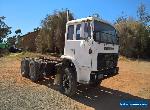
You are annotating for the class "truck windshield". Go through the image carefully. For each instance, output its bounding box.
[94,20,118,44]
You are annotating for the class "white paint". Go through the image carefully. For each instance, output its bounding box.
[61,17,119,84]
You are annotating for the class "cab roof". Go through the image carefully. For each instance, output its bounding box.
[67,17,114,27]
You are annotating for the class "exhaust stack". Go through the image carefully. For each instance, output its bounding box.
[67,10,69,22]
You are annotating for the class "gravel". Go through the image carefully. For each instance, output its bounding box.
[0,57,93,110]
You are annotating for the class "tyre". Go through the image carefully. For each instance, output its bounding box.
[59,64,77,96]
[21,58,30,77]
[29,60,43,82]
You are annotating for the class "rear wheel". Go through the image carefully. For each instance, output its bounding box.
[59,64,77,96]
[21,58,30,77]
[29,60,43,82]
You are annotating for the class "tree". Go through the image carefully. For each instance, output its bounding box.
[34,27,40,32]
[115,17,139,57]
[36,9,74,53]
[15,29,21,34]
[115,3,150,58]
[137,3,150,25]
[0,16,11,43]
[15,29,22,47]
[137,3,150,58]
[7,36,16,46]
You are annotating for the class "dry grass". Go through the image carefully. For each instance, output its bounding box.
[102,56,150,99]
[0,52,150,110]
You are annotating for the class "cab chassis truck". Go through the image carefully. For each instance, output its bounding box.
[21,17,119,96]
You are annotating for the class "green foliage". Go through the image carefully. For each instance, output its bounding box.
[0,16,11,42]
[115,3,150,58]
[36,9,74,53]
[14,29,22,47]
[0,43,9,49]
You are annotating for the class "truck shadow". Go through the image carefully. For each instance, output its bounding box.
[73,85,150,110]
[37,77,150,110]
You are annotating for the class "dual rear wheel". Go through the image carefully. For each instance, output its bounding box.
[29,60,43,82]
[21,58,30,77]
[21,58,43,82]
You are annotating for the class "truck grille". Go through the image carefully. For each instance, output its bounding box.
[97,53,118,70]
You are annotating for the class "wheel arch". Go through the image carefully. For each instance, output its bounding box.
[61,55,80,82]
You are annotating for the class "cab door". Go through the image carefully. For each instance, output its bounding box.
[64,22,92,68]
[73,22,92,68]
[64,25,75,57]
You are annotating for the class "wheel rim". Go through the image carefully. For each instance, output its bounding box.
[62,73,71,93]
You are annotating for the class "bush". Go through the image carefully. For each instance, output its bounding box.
[36,9,74,54]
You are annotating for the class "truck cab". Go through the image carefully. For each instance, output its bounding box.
[61,17,119,84]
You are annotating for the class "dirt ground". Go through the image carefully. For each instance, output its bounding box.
[0,53,150,110]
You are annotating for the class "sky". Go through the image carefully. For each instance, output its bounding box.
[0,0,150,37]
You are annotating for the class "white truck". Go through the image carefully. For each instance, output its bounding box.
[21,16,119,96]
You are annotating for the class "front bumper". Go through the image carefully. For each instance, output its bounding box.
[90,67,119,84]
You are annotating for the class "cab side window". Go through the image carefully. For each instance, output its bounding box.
[76,22,91,40]
[67,25,74,40]
[84,22,91,38]
[76,24,81,40]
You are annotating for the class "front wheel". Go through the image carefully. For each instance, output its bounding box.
[59,66,77,96]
